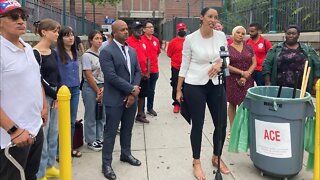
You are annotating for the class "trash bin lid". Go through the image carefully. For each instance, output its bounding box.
[246,86,311,103]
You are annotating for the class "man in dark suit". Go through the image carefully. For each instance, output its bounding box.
[99,20,142,180]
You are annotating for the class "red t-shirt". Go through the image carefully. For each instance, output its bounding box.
[127,35,148,75]
[246,36,272,71]
[167,37,185,70]
[141,35,161,73]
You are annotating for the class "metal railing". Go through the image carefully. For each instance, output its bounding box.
[221,0,320,33]
[19,0,98,35]
[162,17,200,41]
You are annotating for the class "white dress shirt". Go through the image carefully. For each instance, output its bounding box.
[179,29,229,85]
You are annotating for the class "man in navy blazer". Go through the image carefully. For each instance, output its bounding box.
[99,20,142,180]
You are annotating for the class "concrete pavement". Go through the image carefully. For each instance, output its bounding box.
[68,51,314,180]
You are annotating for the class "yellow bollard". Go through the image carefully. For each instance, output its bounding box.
[57,85,72,180]
[315,80,320,180]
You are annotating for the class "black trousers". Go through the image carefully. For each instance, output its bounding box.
[184,80,227,159]
[102,101,137,166]
[170,67,180,106]
[0,128,44,180]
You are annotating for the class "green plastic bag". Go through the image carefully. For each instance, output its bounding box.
[228,103,250,153]
[304,116,315,170]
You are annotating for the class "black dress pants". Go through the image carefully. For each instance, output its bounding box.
[184,80,227,159]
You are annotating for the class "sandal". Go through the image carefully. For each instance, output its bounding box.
[71,150,82,158]
[212,156,230,174]
[193,159,205,180]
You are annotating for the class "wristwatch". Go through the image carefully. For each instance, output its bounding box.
[7,124,19,135]
[131,87,135,93]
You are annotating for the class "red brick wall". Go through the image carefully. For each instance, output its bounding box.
[165,0,222,20]
[40,0,222,25]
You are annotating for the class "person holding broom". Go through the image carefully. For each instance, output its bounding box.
[262,25,320,95]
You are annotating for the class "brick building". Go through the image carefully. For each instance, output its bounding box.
[40,0,222,32]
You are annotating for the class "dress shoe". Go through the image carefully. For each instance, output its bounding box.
[212,156,230,174]
[136,116,150,123]
[147,109,157,116]
[120,155,141,166]
[102,165,117,180]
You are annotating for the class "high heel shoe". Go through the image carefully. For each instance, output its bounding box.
[212,156,230,174]
[193,159,205,180]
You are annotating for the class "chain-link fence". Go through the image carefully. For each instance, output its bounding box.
[221,0,320,33]
[20,0,97,35]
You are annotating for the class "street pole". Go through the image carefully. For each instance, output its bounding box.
[21,0,25,7]
[187,0,190,18]
[93,2,96,30]
[63,0,66,26]
[270,0,277,33]
[82,0,85,35]
[201,0,204,11]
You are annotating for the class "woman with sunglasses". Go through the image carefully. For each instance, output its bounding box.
[0,1,47,180]
[33,18,61,180]
[55,26,82,158]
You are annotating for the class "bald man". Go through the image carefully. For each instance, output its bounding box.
[99,20,142,180]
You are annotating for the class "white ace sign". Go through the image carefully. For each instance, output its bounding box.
[255,119,292,158]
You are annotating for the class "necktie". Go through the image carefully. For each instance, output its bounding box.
[121,45,131,80]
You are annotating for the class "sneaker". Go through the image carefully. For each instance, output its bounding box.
[37,177,47,180]
[173,105,180,113]
[147,109,157,116]
[135,116,150,123]
[87,141,103,152]
[46,166,59,178]
[96,139,103,146]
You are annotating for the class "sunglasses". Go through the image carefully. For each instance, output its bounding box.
[0,12,29,21]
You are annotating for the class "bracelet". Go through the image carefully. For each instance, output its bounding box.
[241,71,244,76]
[11,129,25,142]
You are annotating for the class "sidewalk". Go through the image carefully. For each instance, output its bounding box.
[70,51,314,180]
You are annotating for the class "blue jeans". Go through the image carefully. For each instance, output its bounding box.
[253,70,265,86]
[36,96,58,178]
[69,86,80,148]
[147,72,159,111]
[82,82,105,143]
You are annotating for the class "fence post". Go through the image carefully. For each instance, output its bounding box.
[315,80,320,180]
[57,85,72,180]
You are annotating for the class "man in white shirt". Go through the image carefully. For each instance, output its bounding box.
[0,1,47,179]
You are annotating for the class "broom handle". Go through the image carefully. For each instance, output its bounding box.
[300,67,311,98]
[300,61,309,97]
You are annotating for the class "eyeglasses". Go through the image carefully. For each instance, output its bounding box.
[0,12,29,21]
[145,26,154,29]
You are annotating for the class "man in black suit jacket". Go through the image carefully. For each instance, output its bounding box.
[99,20,142,180]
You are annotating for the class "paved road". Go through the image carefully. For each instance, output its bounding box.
[66,51,314,180]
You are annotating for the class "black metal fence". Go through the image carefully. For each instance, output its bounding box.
[19,0,98,35]
[221,0,320,33]
[162,17,200,41]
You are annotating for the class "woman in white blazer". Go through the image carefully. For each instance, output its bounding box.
[176,7,230,180]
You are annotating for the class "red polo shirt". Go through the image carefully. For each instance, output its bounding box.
[141,35,161,73]
[167,36,185,70]
[247,36,272,71]
[127,35,148,75]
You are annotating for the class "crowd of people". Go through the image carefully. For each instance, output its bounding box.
[0,0,319,180]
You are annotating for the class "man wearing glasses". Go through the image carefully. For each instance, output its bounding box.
[141,20,161,117]
[0,1,46,179]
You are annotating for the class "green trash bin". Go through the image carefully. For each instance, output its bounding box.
[243,86,314,178]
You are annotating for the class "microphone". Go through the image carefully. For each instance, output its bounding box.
[219,46,230,77]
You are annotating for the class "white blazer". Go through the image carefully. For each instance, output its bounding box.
[179,29,229,85]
